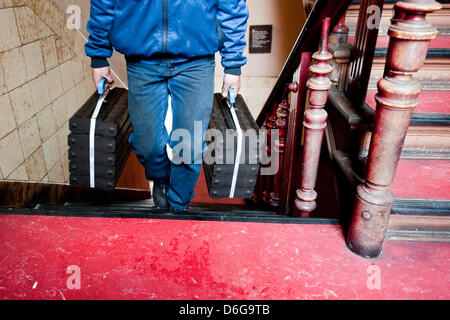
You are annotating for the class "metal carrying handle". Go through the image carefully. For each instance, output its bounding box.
[97,78,107,95]
[228,87,236,106]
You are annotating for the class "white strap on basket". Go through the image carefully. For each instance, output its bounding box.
[228,105,243,198]
[89,94,107,188]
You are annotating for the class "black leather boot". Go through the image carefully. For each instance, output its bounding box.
[152,181,169,209]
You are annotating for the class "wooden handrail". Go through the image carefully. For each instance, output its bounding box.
[346,0,442,258]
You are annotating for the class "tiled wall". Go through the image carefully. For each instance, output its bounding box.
[0,0,99,183]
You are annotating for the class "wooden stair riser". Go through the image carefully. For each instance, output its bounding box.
[360,126,450,160]
[368,57,450,89]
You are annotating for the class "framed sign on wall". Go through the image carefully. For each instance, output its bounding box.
[249,25,273,54]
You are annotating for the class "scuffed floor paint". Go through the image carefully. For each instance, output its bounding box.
[0,214,448,300]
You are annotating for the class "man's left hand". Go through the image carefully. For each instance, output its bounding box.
[222,73,241,98]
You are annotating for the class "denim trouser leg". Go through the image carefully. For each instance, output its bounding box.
[126,56,215,210]
[126,61,170,184]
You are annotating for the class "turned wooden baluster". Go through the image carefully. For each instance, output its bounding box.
[295,18,333,217]
[328,14,352,90]
[252,126,265,203]
[262,103,278,204]
[347,0,441,258]
[252,112,271,204]
[270,87,290,208]
[345,0,384,108]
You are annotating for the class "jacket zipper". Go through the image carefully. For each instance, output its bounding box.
[162,0,168,54]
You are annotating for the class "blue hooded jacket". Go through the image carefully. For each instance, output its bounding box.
[85,0,249,75]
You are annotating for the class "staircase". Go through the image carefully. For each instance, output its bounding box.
[0,0,447,260]
[341,0,450,242]
[250,0,450,257]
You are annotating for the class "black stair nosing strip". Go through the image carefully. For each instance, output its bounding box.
[392,198,450,216]
[37,202,290,218]
[39,202,276,217]
[410,113,450,126]
[368,81,450,91]
[385,230,450,242]
[374,48,450,59]
[0,206,341,225]
[400,149,450,160]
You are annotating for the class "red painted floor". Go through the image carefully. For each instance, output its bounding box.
[366,90,450,114]
[0,214,448,300]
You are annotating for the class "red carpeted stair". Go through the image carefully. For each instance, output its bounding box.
[0,213,448,300]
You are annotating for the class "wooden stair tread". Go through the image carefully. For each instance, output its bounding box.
[391,159,450,200]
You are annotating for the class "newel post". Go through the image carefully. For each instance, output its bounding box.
[347,0,442,258]
[295,18,333,217]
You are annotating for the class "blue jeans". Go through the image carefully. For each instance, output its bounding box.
[126,56,215,211]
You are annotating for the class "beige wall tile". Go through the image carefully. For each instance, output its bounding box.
[46,66,64,102]
[36,15,53,39]
[0,64,7,95]
[82,55,91,79]
[1,46,28,91]
[62,26,76,49]
[14,6,39,45]
[42,132,59,171]
[46,1,65,37]
[51,92,68,128]
[9,82,35,126]
[0,1,13,9]
[55,35,73,65]
[22,40,45,81]
[12,1,26,6]
[0,165,3,179]
[59,60,75,92]
[36,103,57,142]
[0,129,24,177]
[18,116,41,158]
[73,32,86,59]
[74,81,85,107]
[40,35,58,71]
[61,150,69,182]
[48,161,65,183]
[0,93,15,139]
[78,77,90,105]
[0,8,21,52]
[82,76,95,101]
[56,122,69,157]
[25,147,47,180]
[65,86,80,118]
[71,57,84,84]
[27,0,47,20]
[29,73,51,112]
[7,162,28,180]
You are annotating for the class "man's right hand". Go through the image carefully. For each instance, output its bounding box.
[92,66,114,89]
